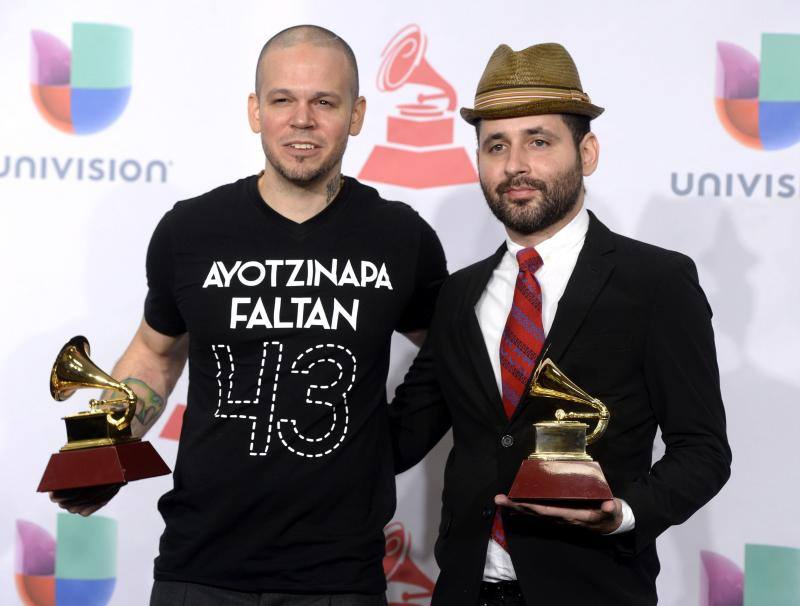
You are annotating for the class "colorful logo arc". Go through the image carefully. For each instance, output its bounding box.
[715,33,800,150]
[30,23,132,135]
[701,544,800,605]
[15,513,118,606]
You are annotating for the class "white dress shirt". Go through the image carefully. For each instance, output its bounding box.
[474,207,635,583]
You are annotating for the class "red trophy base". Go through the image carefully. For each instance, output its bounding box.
[37,440,171,492]
[508,459,613,506]
[358,145,477,189]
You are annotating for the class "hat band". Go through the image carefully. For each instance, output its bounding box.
[474,87,591,110]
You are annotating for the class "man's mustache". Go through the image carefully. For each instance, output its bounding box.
[496,177,548,195]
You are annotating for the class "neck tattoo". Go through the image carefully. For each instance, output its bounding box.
[325,174,343,204]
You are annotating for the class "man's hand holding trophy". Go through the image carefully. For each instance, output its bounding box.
[500,357,623,533]
[39,336,170,515]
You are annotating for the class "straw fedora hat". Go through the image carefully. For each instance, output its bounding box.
[460,42,604,124]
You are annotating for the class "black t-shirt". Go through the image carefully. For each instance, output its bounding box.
[144,175,446,594]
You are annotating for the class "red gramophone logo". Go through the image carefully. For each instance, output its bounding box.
[359,25,477,189]
[383,521,435,605]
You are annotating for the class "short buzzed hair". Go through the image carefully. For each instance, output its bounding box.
[254,24,360,100]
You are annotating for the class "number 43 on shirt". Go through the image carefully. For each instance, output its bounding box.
[210,341,356,459]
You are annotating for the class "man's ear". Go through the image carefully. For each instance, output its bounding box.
[349,96,367,136]
[580,132,599,177]
[247,93,261,134]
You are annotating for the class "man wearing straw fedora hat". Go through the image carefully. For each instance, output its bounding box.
[390,43,731,605]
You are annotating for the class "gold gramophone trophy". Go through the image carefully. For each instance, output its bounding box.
[508,358,613,504]
[37,336,170,493]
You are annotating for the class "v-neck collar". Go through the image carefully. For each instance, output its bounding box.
[246,174,352,240]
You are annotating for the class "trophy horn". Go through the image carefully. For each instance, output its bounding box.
[530,358,609,444]
[50,336,137,430]
[376,24,457,111]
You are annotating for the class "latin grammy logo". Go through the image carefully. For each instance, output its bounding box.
[383,521,435,605]
[359,24,477,189]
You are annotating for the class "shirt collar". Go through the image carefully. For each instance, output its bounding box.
[505,207,590,268]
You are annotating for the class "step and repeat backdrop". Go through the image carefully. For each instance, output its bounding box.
[2,1,799,604]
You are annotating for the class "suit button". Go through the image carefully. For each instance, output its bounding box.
[481,505,494,519]
[501,435,514,448]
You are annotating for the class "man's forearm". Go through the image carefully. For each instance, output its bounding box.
[101,369,173,439]
[122,377,167,438]
[101,319,188,439]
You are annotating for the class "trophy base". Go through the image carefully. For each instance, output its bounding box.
[37,440,171,492]
[508,459,613,505]
[358,145,477,189]
[60,435,138,451]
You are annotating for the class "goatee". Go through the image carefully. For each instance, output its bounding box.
[263,137,349,186]
[481,158,584,235]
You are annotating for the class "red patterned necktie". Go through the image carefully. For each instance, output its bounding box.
[492,247,545,551]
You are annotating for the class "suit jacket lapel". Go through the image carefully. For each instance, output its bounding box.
[510,211,616,423]
[460,244,509,426]
[544,211,616,363]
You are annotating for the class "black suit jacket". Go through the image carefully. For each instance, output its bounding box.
[390,213,731,605]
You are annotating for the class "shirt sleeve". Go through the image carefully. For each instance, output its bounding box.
[395,216,448,333]
[607,498,636,535]
[143,209,187,336]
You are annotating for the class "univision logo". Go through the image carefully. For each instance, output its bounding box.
[31,22,132,135]
[701,544,800,605]
[715,33,800,150]
[6,22,171,183]
[15,513,117,605]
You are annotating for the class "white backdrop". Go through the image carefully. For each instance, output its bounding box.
[2,1,800,604]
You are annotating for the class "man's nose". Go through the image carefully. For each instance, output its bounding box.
[504,144,531,177]
[290,102,314,128]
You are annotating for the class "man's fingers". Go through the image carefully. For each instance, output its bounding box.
[54,495,112,509]
[495,495,599,521]
[57,498,112,516]
[64,504,95,517]
[600,499,617,514]
[495,495,621,533]
[74,503,107,517]
[522,502,616,526]
[48,484,122,515]
[495,495,620,530]
[529,504,602,522]
[494,494,530,514]
[51,484,122,500]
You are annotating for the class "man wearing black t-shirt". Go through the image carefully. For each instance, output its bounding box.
[52,25,446,605]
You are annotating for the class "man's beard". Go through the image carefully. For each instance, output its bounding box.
[480,157,584,235]
[264,137,348,185]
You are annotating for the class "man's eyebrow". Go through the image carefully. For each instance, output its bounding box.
[483,131,507,142]
[265,88,343,100]
[482,126,559,143]
[312,90,343,100]
[524,127,558,137]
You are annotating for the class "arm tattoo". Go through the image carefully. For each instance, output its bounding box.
[122,378,165,430]
[325,174,342,203]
